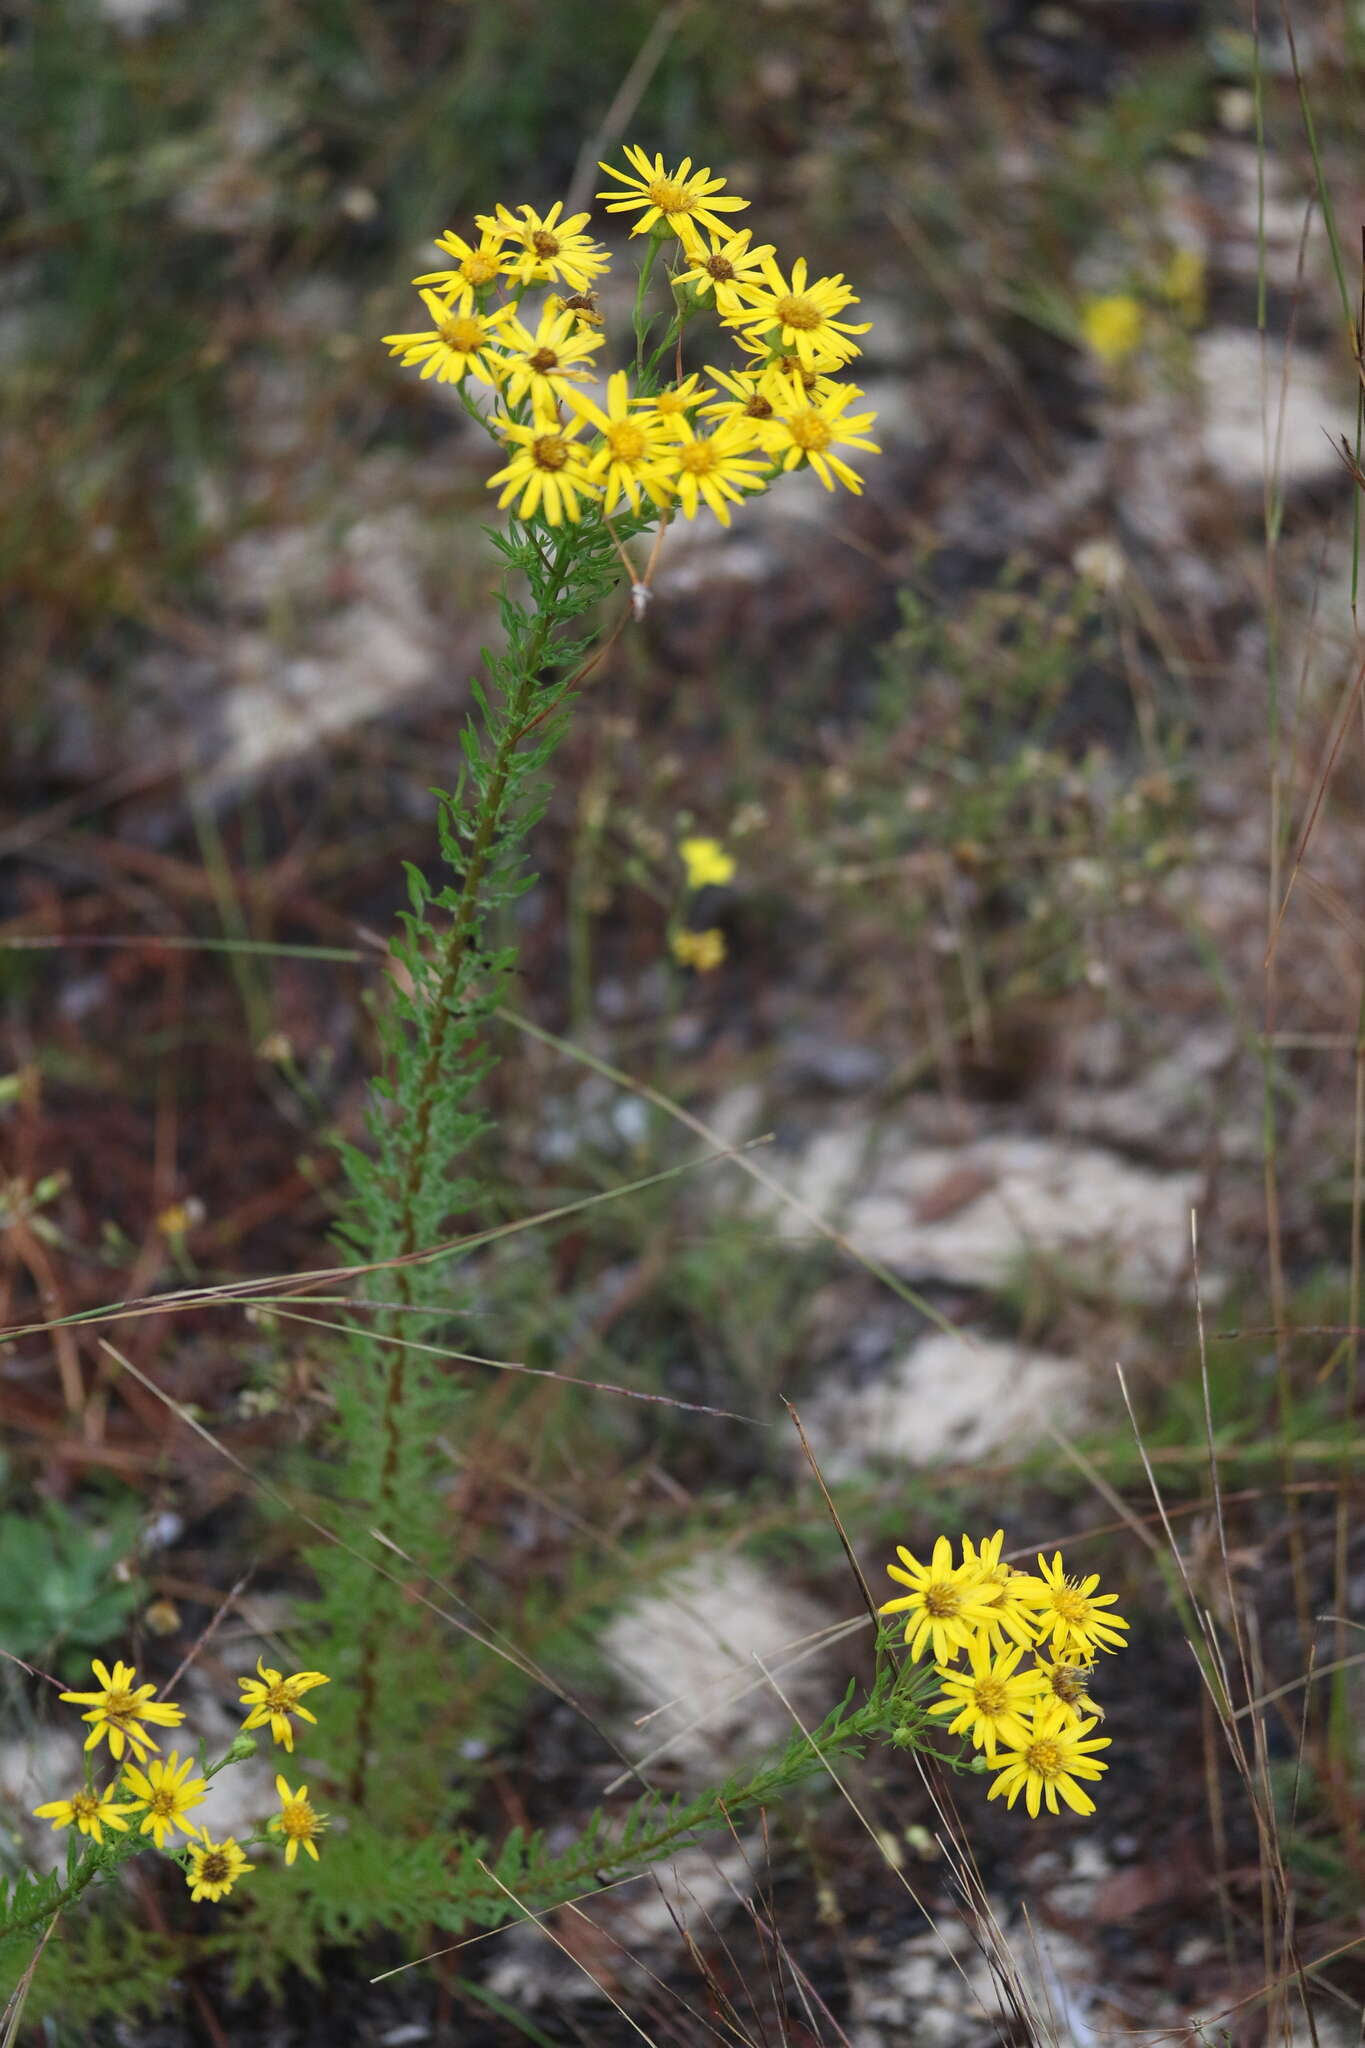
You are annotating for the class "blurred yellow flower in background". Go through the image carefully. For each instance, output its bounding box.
[679,837,736,889]
[1080,293,1143,365]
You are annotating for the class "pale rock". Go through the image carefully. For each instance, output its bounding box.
[1196,330,1346,491]
[600,1552,831,1771]
[765,1122,1202,1302]
[800,1332,1094,1476]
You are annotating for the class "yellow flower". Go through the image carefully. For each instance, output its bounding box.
[679,836,735,889]
[565,370,679,514]
[732,331,851,392]
[928,1635,1048,1758]
[986,1700,1111,1818]
[477,202,609,292]
[270,1774,327,1866]
[1035,1653,1103,1726]
[382,292,516,387]
[668,419,769,526]
[185,1832,255,1904]
[673,226,775,317]
[597,146,749,241]
[1080,293,1142,365]
[671,927,726,973]
[1016,1552,1130,1659]
[880,1535,1001,1663]
[959,1529,1037,1650]
[412,224,510,306]
[546,289,605,332]
[32,1784,138,1845]
[491,304,604,413]
[697,365,778,428]
[121,1750,208,1850]
[59,1658,184,1764]
[634,373,715,440]
[237,1658,330,1753]
[486,416,600,526]
[755,376,880,494]
[729,255,871,370]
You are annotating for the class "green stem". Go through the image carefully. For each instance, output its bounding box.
[349,530,576,1808]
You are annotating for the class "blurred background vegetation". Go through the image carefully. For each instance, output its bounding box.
[4,0,1365,2040]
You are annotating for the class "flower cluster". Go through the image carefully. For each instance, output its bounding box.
[669,833,735,973]
[31,1652,330,1905]
[882,1531,1126,1818]
[382,147,880,529]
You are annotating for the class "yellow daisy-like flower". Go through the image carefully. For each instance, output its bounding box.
[412,224,509,306]
[634,373,716,440]
[32,1784,139,1845]
[698,365,777,428]
[597,145,749,242]
[731,254,871,370]
[880,1535,1001,1664]
[491,304,605,413]
[755,376,881,494]
[237,1658,330,1754]
[679,836,735,889]
[1017,1552,1130,1659]
[121,1750,208,1850]
[732,332,852,392]
[1080,293,1142,366]
[486,415,599,526]
[564,370,678,514]
[59,1658,185,1764]
[927,1635,1047,1759]
[382,292,516,387]
[673,226,775,317]
[185,1832,255,1904]
[477,202,609,293]
[671,927,726,973]
[986,1700,1111,1818]
[1035,1653,1103,1726]
[959,1529,1038,1650]
[668,419,769,527]
[270,1774,327,1865]
[546,289,605,332]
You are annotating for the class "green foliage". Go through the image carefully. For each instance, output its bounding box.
[0,1495,140,1663]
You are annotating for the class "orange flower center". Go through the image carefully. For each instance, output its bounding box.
[775,293,822,333]
[923,1581,961,1618]
[678,442,719,476]
[438,315,486,353]
[531,435,569,473]
[972,1678,1007,1714]
[605,421,647,460]
[281,1800,317,1840]
[647,178,691,215]
[786,414,833,451]
[1026,1738,1063,1778]
[1050,1585,1091,1624]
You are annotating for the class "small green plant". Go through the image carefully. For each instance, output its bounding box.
[0,1497,140,1664]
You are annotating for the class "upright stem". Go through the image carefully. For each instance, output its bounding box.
[349,536,573,1807]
